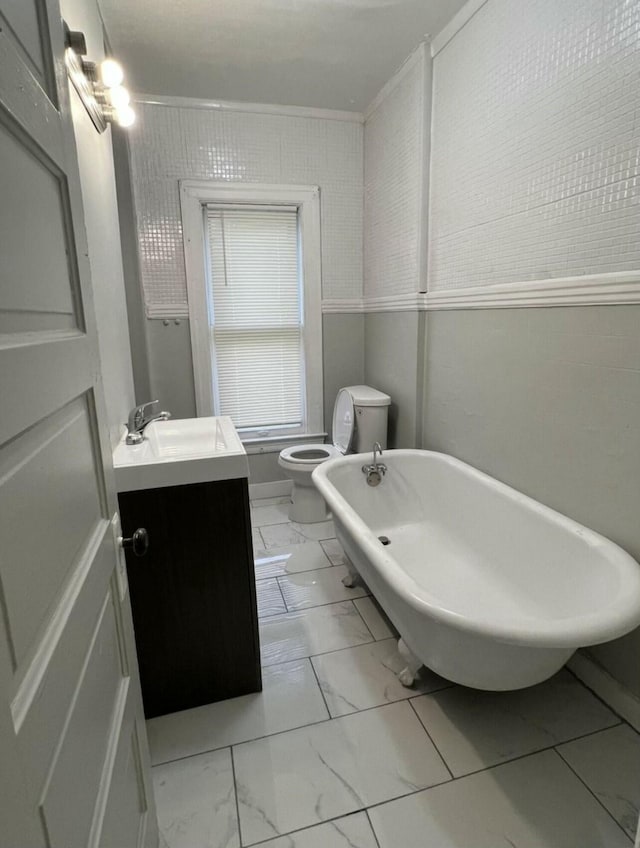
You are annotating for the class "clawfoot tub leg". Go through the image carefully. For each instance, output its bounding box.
[341,559,361,588]
[397,638,422,688]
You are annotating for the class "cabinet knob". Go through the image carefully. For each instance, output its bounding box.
[120,528,149,557]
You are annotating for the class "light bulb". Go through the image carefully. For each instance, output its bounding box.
[116,105,136,128]
[108,85,130,110]
[100,58,124,88]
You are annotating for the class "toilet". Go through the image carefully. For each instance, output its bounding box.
[278,385,391,523]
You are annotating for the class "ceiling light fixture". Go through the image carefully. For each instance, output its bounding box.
[63,24,136,133]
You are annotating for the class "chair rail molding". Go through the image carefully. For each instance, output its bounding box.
[425,270,640,311]
[325,271,640,314]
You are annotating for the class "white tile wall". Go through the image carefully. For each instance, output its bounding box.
[364,50,426,299]
[129,104,363,314]
[430,0,640,291]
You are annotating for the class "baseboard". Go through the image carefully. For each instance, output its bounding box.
[568,651,640,733]
[249,480,293,501]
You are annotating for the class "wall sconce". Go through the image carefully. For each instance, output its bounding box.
[64,24,135,133]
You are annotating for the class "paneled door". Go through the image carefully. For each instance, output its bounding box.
[0,2,158,846]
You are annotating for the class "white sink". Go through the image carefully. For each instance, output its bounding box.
[112,416,248,492]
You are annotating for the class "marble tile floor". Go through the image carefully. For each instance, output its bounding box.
[152,497,640,847]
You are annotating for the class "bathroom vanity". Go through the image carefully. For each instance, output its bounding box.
[113,417,261,718]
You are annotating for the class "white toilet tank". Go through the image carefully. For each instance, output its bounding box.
[334,385,391,454]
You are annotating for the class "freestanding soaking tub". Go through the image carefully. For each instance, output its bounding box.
[313,450,640,690]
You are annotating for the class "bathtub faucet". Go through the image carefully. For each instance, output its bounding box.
[362,442,387,486]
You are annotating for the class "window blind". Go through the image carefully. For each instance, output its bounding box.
[206,208,304,432]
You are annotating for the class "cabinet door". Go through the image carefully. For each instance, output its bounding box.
[120,478,261,718]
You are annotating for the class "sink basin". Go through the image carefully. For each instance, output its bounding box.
[112,416,248,492]
[146,417,230,458]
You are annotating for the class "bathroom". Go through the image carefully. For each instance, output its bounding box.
[1,0,640,845]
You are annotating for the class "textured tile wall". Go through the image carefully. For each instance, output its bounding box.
[129,104,363,314]
[364,52,425,299]
[430,0,640,290]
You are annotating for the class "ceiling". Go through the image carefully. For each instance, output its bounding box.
[98,0,467,112]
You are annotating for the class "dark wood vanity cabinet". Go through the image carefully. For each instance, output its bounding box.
[118,477,261,718]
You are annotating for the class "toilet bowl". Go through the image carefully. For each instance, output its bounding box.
[278,444,342,523]
[278,385,391,524]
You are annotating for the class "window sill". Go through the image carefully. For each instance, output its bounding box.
[242,432,328,455]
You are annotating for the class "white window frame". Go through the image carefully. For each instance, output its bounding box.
[180,180,324,444]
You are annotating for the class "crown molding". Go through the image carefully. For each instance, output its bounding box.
[134,93,364,124]
[363,42,428,122]
[430,0,490,57]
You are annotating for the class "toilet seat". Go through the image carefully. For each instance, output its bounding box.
[332,388,355,454]
[279,443,341,469]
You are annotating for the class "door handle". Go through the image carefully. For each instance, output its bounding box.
[119,528,149,557]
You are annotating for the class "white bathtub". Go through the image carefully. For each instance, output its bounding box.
[313,450,640,690]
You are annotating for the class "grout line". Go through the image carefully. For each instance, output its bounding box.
[403,708,623,785]
[273,579,288,616]
[250,499,292,508]
[236,779,454,848]
[308,633,397,661]
[303,641,446,689]
[349,596,377,642]
[152,712,335,768]
[154,686,464,770]
[408,698,454,781]
[259,600,377,663]
[260,590,372,618]
[564,664,637,731]
[251,519,290,529]
[361,736,639,821]
[241,814,361,848]
[318,539,341,567]
[258,592,372,628]
[229,745,252,846]
[308,653,333,719]
[257,610,288,620]
[228,746,244,847]
[255,578,287,619]
[365,808,382,847]
[354,594,399,641]
[553,748,634,844]
[255,530,339,553]
[274,580,287,614]
[274,575,291,613]
[253,562,334,582]
[260,639,375,670]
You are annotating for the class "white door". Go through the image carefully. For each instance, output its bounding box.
[0,2,158,846]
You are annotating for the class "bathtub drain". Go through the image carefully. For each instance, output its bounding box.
[378,535,391,546]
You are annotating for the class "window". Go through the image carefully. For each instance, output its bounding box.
[206,207,303,437]
[180,182,323,446]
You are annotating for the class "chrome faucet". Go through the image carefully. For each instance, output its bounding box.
[125,400,171,444]
[362,442,387,486]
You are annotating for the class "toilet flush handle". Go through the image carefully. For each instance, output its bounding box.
[119,527,149,557]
